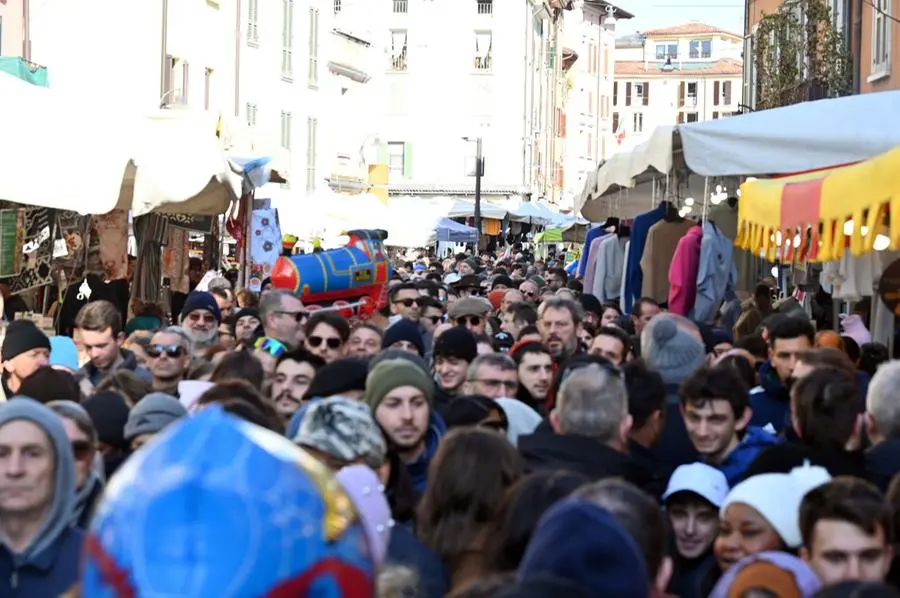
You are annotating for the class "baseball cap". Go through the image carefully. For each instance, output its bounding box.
[662,462,729,507]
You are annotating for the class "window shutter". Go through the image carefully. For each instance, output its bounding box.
[713,111,719,119]
[724,81,732,105]
[613,81,618,106]
[678,112,685,124]
[612,112,619,131]
[403,143,413,177]
[678,81,685,107]
[625,82,632,106]
[643,81,650,106]
[713,81,720,106]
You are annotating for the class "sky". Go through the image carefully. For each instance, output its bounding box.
[612,0,745,37]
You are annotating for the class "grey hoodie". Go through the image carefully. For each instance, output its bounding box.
[0,397,76,565]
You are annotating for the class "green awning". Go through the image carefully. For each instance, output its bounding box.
[0,57,48,87]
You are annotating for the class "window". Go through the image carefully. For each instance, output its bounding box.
[612,81,618,106]
[180,61,190,104]
[634,82,644,102]
[831,0,846,32]
[162,55,176,105]
[686,112,699,123]
[587,90,594,115]
[306,117,318,192]
[872,0,891,76]
[685,81,698,106]
[393,0,408,13]
[282,0,294,78]
[633,112,644,133]
[612,112,619,132]
[655,43,677,59]
[334,0,341,14]
[713,111,720,119]
[722,80,732,105]
[474,31,493,71]
[247,0,259,44]
[477,0,492,15]
[390,30,408,71]
[308,8,319,86]
[246,102,258,127]
[387,142,405,177]
[281,111,292,150]
[204,67,212,110]
[689,39,712,58]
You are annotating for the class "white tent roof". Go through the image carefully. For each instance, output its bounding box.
[579,90,900,221]
[679,90,900,176]
[447,199,508,220]
[508,200,558,225]
[0,71,241,216]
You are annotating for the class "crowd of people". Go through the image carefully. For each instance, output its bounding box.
[0,249,899,597]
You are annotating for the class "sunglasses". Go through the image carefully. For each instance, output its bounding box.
[393,297,427,308]
[427,315,444,325]
[187,312,217,324]
[147,344,185,359]
[71,440,93,461]
[255,337,287,358]
[456,316,481,327]
[307,336,342,350]
[277,310,309,323]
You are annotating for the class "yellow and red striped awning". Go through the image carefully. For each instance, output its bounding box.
[736,146,900,263]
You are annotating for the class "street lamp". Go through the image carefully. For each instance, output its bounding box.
[462,136,483,255]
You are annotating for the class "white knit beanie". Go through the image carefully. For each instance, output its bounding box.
[720,461,831,548]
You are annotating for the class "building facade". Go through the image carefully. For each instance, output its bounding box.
[372,0,569,206]
[0,0,24,58]
[611,22,743,151]
[560,1,630,206]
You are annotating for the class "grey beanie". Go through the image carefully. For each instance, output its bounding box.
[645,318,706,385]
[124,392,187,442]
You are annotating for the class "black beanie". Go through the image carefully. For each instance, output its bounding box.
[580,294,603,317]
[302,356,369,401]
[2,320,51,361]
[433,327,478,362]
[231,307,261,335]
[382,319,425,356]
[82,391,131,451]
[444,395,507,430]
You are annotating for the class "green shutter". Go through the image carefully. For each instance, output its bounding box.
[403,143,413,178]
[377,144,388,165]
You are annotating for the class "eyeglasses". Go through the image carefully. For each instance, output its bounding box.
[456,316,482,327]
[71,440,94,461]
[255,337,288,358]
[393,297,427,308]
[427,315,444,325]
[276,310,308,323]
[520,289,537,298]
[146,344,185,359]
[186,312,217,324]
[307,336,342,350]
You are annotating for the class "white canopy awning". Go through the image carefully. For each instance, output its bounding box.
[0,71,241,216]
[579,90,900,221]
[447,199,508,220]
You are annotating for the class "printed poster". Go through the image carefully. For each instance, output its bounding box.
[247,208,281,292]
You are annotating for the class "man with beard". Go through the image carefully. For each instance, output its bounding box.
[366,358,444,493]
[179,291,222,357]
[538,296,583,365]
[270,349,325,422]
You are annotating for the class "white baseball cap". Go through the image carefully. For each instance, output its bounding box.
[662,462,729,507]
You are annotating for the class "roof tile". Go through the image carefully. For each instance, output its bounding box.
[643,22,742,38]
[615,57,743,76]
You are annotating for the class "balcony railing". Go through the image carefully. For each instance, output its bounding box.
[474,55,492,71]
[393,0,407,13]
[390,53,408,72]
[477,1,493,14]
[333,0,341,13]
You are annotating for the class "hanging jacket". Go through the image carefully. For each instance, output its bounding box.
[623,205,665,313]
[668,226,703,317]
[578,227,607,278]
[693,221,738,325]
[592,235,628,301]
[582,234,610,294]
[748,361,792,432]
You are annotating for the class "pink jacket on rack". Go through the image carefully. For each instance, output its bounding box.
[668,225,704,317]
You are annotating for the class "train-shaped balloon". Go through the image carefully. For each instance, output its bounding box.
[269,229,392,318]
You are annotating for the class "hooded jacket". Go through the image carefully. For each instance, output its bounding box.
[867,438,900,493]
[406,413,446,494]
[748,361,792,432]
[76,348,152,395]
[716,426,779,486]
[0,398,82,596]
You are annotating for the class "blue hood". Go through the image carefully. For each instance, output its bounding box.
[406,413,446,493]
[717,426,779,486]
[0,398,76,564]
